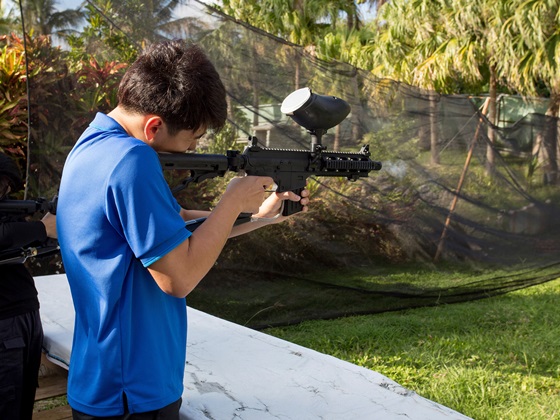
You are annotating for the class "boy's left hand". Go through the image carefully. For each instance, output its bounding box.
[254,188,310,223]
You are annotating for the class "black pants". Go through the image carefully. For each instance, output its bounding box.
[0,309,44,420]
[72,397,182,420]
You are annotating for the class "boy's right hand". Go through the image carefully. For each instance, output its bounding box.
[223,175,275,215]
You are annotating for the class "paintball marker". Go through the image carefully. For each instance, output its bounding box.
[159,88,382,229]
[0,195,58,216]
[0,195,59,265]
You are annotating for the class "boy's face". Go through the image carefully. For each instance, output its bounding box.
[151,123,207,153]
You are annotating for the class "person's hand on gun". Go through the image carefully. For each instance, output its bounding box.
[222,175,275,215]
[255,185,310,223]
[41,212,57,239]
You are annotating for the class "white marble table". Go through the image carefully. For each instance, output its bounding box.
[36,274,471,420]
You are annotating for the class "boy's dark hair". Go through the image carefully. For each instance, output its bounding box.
[118,40,227,135]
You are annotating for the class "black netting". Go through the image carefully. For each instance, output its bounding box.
[3,0,560,326]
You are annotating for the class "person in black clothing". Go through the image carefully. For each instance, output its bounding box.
[0,153,57,420]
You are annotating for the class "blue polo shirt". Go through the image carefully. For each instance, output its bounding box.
[57,113,191,415]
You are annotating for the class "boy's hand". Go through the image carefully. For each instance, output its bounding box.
[255,188,310,222]
[223,175,275,215]
[41,212,57,239]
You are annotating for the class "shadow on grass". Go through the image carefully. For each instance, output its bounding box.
[187,262,560,330]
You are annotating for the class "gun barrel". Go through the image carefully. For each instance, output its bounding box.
[323,158,382,172]
[0,200,43,215]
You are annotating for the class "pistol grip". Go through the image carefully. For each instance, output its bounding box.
[281,188,304,216]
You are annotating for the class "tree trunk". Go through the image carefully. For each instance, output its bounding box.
[252,85,259,129]
[350,70,363,145]
[430,93,439,165]
[346,0,358,31]
[249,38,260,130]
[294,51,301,91]
[334,124,341,150]
[485,65,497,176]
[226,93,234,122]
[541,91,560,184]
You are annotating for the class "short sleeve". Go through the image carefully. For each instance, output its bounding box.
[105,145,191,266]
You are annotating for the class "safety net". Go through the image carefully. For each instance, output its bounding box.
[2,0,560,328]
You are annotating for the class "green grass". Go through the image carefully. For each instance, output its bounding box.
[33,395,68,413]
[264,278,560,420]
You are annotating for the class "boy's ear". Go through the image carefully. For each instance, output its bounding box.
[144,116,164,142]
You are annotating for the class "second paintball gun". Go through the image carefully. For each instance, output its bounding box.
[0,195,59,265]
[159,88,382,225]
[0,195,58,216]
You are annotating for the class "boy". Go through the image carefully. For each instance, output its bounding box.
[57,40,308,418]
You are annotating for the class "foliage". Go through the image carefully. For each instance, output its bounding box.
[0,31,129,197]
[498,0,560,98]
[65,2,139,65]
[0,33,75,195]
[204,125,235,155]
[315,27,374,67]
[0,34,29,167]
[16,0,84,37]
[64,0,190,64]
[363,116,424,162]
[97,0,183,44]
[20,34,82,196]
[0,1,19,35]
[69,57,127,128]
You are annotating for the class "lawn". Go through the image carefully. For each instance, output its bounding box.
[264,278,560,420]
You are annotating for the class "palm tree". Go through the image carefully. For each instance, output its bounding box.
[65,0,184,65]
[216,0,385,45]
[413,0,510,174]
[18,0,83,37]
[215,0,377,145]
[1,1,19,34]
[103,0,182,43]
[362,0,515,169]
[66,1,139,64]
[216,0,370,84]
[337,0,388,31]
[499,0,560,184]
[363,0,446,164]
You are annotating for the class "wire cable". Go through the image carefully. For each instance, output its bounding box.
[17,0,32,200]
